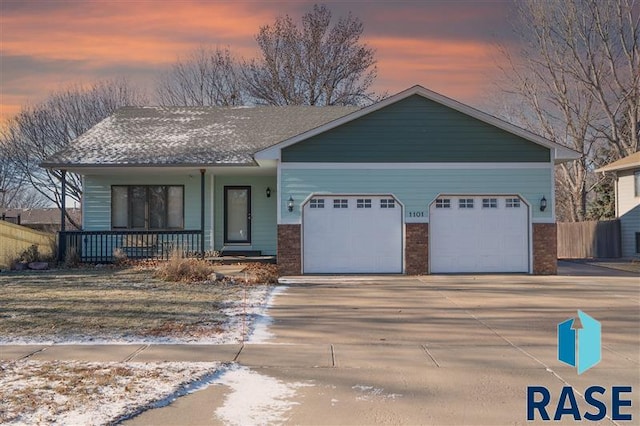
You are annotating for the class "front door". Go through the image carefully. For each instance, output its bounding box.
[224,186,251,244]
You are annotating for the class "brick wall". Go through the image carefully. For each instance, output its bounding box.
[533,223,557,275]
[405,223,429,275]
[277,224,301,276]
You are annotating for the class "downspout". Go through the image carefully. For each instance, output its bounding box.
[200,169,205,259]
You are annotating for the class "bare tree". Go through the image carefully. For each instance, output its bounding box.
[498,0,639,221]
[2,78,146,227]
[243,4,378,106]
[157,46,245,106]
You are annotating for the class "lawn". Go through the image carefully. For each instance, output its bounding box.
[0,267,272,344]
[0,266,279,424]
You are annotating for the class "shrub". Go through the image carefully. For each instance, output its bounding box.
[113,248,128,267]
[154,249,216,283]
[19,244,41,263]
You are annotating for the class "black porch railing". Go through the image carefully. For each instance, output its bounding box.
[58,230,203,263]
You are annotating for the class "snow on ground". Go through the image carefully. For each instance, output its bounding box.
[1,284,279,345]
[1,285,290,425]
[213,364,313,426]
[0,360,220,425]
[352,385,402,401]
[245,285,287,343]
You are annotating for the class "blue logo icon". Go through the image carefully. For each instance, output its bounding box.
[558,310,601,374]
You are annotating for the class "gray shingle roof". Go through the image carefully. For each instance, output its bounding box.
[42,106,358,167]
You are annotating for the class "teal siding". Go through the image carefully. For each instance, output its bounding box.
[84,174,278,255]
[280,167,553,223]
[83,174,212,248]
[214,176,277,255]
[281,95,550,163]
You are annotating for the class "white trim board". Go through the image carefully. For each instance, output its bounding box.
[280,162,553,170]
[256,85,581,163]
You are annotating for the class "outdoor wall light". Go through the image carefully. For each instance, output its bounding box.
[540,196,547,212]
[287,196,294,212]
[266,187,272,198]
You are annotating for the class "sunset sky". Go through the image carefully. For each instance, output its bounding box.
[0,0,521,123]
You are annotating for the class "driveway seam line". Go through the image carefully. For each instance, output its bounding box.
[19,346,49,360]
[330,344,336,367]
[123,344,149,362]
[421,344,440,367]
[426,283,622,426]
[233,343,244,362]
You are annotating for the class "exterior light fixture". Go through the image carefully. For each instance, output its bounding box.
[287,196,294,212]
[540,196,547,212]
[266,187,272,198]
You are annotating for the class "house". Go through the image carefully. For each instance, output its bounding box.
[42,85,580,274]
[0,208,81,232]
[595,151,640,258]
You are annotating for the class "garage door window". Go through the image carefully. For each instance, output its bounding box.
[380,199,395,208]
[482,198,498,208]
[506,198,521,208]
[357,199,372,208]
[333,199,348,208]
[310,199,325,209]
[435,198,451,209]
[459,198,474,209]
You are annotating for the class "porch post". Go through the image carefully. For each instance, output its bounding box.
[60,170,67,232]
[58,169,67,262]
[200,169,205,259]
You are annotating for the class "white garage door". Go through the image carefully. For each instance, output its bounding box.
[303,195,403,273]
[430,195,529,273]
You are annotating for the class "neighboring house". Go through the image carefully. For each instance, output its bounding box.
[596,151,640,258]
[42,85,580,274]
[0,208,81,232]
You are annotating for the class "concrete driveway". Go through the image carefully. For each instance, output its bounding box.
[131,270,639,425]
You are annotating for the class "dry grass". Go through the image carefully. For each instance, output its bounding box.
[0,268,249,342]
[0,360,219,424]
[153,251,218,283]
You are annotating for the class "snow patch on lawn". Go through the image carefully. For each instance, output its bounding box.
[0,360,220,425]
[213,364,312,426]
[246,285,287,343]
[0,285,285,345]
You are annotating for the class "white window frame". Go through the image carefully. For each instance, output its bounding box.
[482,198,498,208]
[333,199,349,209]
[459,198,474,209]
[310,199,325,209]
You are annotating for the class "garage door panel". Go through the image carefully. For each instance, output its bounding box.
[430,196,529,273]
[303,195,402,273]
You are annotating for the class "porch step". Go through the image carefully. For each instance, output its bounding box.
[206,255,276,265]
[220,250,262,257]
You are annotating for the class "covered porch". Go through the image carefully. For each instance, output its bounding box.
[57,165,277,263]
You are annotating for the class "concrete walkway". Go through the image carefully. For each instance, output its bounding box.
[2,267,638,425]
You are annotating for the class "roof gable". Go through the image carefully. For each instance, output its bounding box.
[256,85,581,164]
[281,94,550,163]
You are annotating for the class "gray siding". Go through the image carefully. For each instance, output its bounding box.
[615,170,640,257]
[282,95,550,163]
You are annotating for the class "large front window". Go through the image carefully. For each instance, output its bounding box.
[111,185,184,229]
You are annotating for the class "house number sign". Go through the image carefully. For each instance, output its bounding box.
[408,211,425,218]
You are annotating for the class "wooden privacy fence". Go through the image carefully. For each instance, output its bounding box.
[0,221,54,268]
[557,220,621,259]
